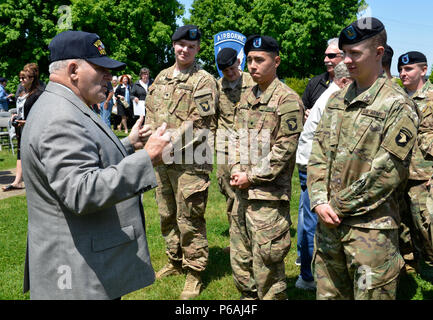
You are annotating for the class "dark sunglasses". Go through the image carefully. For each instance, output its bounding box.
[324,53,341,59]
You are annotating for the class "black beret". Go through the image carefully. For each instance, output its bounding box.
[0,77,6,82]
[339,17,385,49]
[172,25,201,42]
[244,35,279,56]
[385,45,394,57]
[217,48,238,70]
[398,51,427,70]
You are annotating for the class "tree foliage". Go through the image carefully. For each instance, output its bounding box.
[0,0,183,92]
[185,0,365,78]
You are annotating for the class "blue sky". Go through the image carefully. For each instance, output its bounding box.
[178,0,433,76]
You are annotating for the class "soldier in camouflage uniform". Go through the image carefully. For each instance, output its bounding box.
[418,95,433,221]
[215,48,255,233]
[307,18,419,300]
[229,35,304,300]
[145,25,218,300]
[398,51,433,277]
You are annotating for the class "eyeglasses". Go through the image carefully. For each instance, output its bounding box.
[324,53,342,59]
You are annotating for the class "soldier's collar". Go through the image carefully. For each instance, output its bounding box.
[411,80,433,100]
[251,77,280,105]
[221,73,242,90]
[167,61,198,81]
[345,74,386,106]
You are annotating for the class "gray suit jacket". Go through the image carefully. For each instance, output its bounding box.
[21,82,157,299]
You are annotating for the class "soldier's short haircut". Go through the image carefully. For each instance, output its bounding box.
[367,29,387,50]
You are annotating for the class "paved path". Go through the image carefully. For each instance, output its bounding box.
[0,168,26,200]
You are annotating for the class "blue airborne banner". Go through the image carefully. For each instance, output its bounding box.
[214,30,247,78]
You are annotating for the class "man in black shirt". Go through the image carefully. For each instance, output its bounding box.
[302,38,343,118]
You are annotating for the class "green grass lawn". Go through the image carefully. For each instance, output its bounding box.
[1,140,433,300]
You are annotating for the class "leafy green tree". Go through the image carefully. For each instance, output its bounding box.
[0,0,183,92]
[185,0,365,78]
[0,0,65,91]
[70,0,184,78]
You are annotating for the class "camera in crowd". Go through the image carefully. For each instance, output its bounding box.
[12,116,23,127]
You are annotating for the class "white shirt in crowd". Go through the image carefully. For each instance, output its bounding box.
[296,81,341,168]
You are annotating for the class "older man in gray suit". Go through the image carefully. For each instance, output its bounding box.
[21,30,171,300]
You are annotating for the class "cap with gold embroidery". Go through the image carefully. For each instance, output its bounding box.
[49,30,126,71]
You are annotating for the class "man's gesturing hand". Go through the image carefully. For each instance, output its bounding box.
[144,122,172,166]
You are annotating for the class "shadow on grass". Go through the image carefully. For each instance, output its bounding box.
[202,246,232,289]
[397,272,418,300]
[0,170,14,184]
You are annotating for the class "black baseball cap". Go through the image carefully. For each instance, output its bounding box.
[172,25,201,42]
[217,48,238,70]
[339,17,385,49]
[244,35,279,56]
[398,51,427,70]
[48,31,126,71]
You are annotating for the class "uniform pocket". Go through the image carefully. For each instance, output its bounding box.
[258,228,291,265]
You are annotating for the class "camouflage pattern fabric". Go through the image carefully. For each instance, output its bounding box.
[231,195,291,300]
[155,166,209,272]
[307,75,419,299]
[406,180,433,263]
[408,80,433,180]
[313,222,404,300]
[230,77,303,300]
[418,95,433,246]
[308,75,419,230]
[145,61,218,272]
[401,80,433,265]
[216,72,255,224]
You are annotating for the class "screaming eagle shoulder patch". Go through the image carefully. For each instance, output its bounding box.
[382,117,417,161]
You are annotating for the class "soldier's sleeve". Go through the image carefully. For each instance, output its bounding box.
[246,96,303,184]
[418,103,433,161]
[306,102,334,210]
[191,75,219,135]
[329,102,419,217]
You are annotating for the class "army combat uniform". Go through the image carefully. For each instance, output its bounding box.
[216,72,255,225]
[145,61,218,273]
[231,77,303,300]
[403,80,433,267]
[418,92,433,249]
[307,74,419,299]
